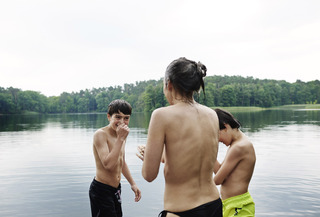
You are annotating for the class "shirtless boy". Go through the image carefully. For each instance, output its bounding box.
[89,99,141,217]
[214,108,256,217]
[138,58,222,217]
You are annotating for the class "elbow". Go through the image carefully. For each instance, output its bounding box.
[144,176,155,183]
[142,169,157,182]
[103,160,116,172]
[214,176,223,186]
[142,172,156,183]
[104,164,113,172]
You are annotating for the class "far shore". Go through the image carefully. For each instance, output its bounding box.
[1,104,319,116]
[212,104,320,113]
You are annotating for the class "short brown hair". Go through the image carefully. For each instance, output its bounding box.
[108,99,132,116]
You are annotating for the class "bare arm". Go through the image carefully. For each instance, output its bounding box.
[142,109,166,182]
[214,146,243,185]
[213,160,222,174]
[94,124,129,171]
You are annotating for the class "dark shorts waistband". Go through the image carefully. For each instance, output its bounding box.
[91,178,121,193]
[159,198,222,217]
[179,198,222,213]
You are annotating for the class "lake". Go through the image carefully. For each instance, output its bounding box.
[0,109,319,217]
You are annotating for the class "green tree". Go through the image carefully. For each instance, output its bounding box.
[95,92,110,112]
[17,91,48,112]
[59,92,75,113]
[48,96,61,113]
[0,93,15,114]
[0,76,319,114]
[220,85,236,107]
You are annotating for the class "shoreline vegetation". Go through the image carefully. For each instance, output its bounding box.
[2,104,320,116]
[1,76,319,114]
[214,104,320,113]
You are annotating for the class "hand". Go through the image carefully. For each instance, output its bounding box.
[116,123,130,141]
[131,184,141,202]
[136,145,145,161]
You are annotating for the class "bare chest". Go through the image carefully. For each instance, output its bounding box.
[107,137,126,154]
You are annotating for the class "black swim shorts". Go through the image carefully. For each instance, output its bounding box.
[89,179,122,217]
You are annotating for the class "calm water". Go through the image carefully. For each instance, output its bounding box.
[0,109,320,217]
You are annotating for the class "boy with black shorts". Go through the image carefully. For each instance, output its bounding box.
[89,99,141,217]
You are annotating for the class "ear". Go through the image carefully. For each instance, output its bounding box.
[107,114,111,121]
[167,80,173,91]
[223,124,229,131]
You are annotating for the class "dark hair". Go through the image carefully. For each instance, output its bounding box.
[165,57,207,100]
[214,108,241,130]
[107,99,132,116]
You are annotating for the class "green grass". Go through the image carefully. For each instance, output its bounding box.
[211,104,320,113]
[21,110,40,115]
[270,104,320,110]
[305,104,320,109]
[211,106,265,113]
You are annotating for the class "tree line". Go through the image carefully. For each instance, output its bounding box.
[0,76,319,114]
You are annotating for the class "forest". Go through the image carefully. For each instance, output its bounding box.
[0,75,319,114]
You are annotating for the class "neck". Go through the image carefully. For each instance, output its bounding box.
[230,129,243,145]
[171,96,195,105]
[107,124,117,136]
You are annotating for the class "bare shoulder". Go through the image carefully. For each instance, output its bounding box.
[94,126,108,136]
[197,105,219,127]
[151,107,167,116]
[231,135,255,158]
[151,106,174,120]
[93,127,109,143]
[239,136,254,150]
[198,104,218,116]
[147,108,170,130]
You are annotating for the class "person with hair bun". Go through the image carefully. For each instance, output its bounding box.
[137,58,222,217]
[214,108,256,217]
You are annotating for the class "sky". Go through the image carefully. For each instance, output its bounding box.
[0,0,319,97]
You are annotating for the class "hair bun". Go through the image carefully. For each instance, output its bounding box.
[196,61,207,78]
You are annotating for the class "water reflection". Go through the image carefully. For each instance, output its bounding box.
[0,114,47,131]
[0,112,152,132]
[232,109,320,132]
[2,109,319,133]
[0,109,319,216]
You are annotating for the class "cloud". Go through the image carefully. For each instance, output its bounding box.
[0,0,319,96]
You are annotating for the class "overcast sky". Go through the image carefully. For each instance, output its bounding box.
[0,0,319,96]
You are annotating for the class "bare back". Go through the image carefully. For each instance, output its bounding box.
[161,103,220,211]
[220,135,256,200]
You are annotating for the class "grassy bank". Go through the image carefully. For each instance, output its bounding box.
[21,111,41,115]
[212,106,265,113]
[212,104,320,113]
[269,104,320,110]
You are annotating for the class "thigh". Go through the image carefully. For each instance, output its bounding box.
[114,189,122,217]
[89,186,119,217]
[114,198,122,217]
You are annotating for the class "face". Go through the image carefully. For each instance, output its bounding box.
[218,127,231,146]
[163,78,173,105]
[107,112,130,130]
